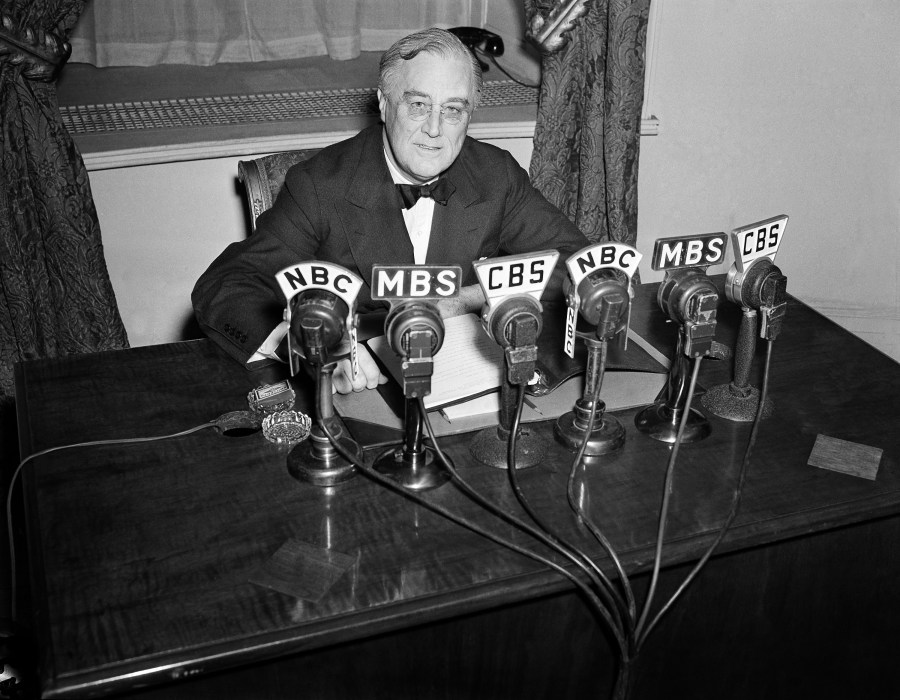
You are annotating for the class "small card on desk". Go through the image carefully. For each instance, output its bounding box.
[249,539,356,602]
[807,434,883,481]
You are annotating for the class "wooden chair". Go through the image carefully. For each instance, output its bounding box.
[237,149,320,232]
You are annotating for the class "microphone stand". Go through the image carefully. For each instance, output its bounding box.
[471,313,545,469]
[373,327,451,491]
[701,308,773,421]
[635,270,718,444]
[555,287,628,456]
[554,336,626,456]
[288,341,362,487]
[703,260,786,422]
[634,327,711,444]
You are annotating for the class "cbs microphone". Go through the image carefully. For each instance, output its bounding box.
[469,251,558,469]
[703,215,789,421]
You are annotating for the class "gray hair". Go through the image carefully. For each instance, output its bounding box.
[378,28,483,109]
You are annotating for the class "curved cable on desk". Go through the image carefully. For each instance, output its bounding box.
[635,340,774,650]
[415,394,631,649]
[633,356,704,643]
[312,356,630,655]
[5,421,217,623]
[503,379,631,640]
[561,341,638,644]
[316,399,627,664]
[505,383,633,700]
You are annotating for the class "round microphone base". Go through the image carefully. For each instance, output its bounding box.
[634,401,711,444]
[554,411,626,456]
[701,383,773,423]
[287,429,361,487]
[471,425,545,469]
[372,445,451,491]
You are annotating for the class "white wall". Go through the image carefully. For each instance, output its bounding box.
[89,1,900,362]
[90,158,248,345]
[636,0,900,360]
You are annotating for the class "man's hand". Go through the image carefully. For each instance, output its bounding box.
[332,343,388,394]
[433,283,486,319]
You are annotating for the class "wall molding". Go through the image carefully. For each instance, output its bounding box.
[82,118,659,171]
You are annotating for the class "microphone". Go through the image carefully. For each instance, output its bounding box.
[384,299,445,399]
[484,293,543,385]
[469,251,558,469]
[289,289,349,366]
[554,242,642,456]
[635,234,727,444]
[703,215,789,421]
[274,261,365,486]
[369,264,461,491]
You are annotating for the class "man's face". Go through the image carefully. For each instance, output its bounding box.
[378,51,474,184]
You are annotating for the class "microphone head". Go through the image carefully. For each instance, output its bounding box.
[385,301,445,358]
[289,289,349,357]
[725,257,787,309]
[657,267,719,325]
[484,294,543,348]
[574,268,629,328]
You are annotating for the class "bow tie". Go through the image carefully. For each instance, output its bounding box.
[396,178,453,209]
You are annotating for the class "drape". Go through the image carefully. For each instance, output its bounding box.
[69,0,480,67]
[526,0,651,248]
[0,1,128,421]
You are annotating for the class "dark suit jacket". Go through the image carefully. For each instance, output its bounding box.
[192,123,588,364]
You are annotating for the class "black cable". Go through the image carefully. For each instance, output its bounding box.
[564,341,638,647]
[478,49,541,89]
[635,340,774,650]
[634,355,704,643]
[414,396,631,657]
[505,382,631,640]
[315,400,628,662]
[505,385,633,700]
[5,421,217,623]
[308,361,627,655]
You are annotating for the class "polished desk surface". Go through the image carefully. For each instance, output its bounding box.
[14,279,900,698]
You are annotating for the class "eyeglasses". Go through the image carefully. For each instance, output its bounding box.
[403,99,469,125]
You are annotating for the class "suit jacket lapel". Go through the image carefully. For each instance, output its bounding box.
[426,145,487,279]
[338,127,415,279]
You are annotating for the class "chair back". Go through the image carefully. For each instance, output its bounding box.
[238,149,320,232]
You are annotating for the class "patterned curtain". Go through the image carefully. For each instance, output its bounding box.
[525,0,651,247]
[0,0,128,423]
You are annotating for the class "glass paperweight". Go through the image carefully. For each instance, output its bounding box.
[262,410,311,446]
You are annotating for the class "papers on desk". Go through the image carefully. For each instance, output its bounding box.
[367,314,504,415]
[333,313,667,440]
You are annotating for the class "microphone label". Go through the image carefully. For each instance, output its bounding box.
[473,250,559,302]
[650,233,728,270]
[275,261,363,379]
[730,215,789,272]
[566,243,642,286]
[276,261,363,307]
[563,243,642,357]
[370,265,462,300]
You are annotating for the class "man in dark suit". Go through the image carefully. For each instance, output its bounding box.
[192,27,588,393]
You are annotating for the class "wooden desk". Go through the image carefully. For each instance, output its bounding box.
[14,281,900,699]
